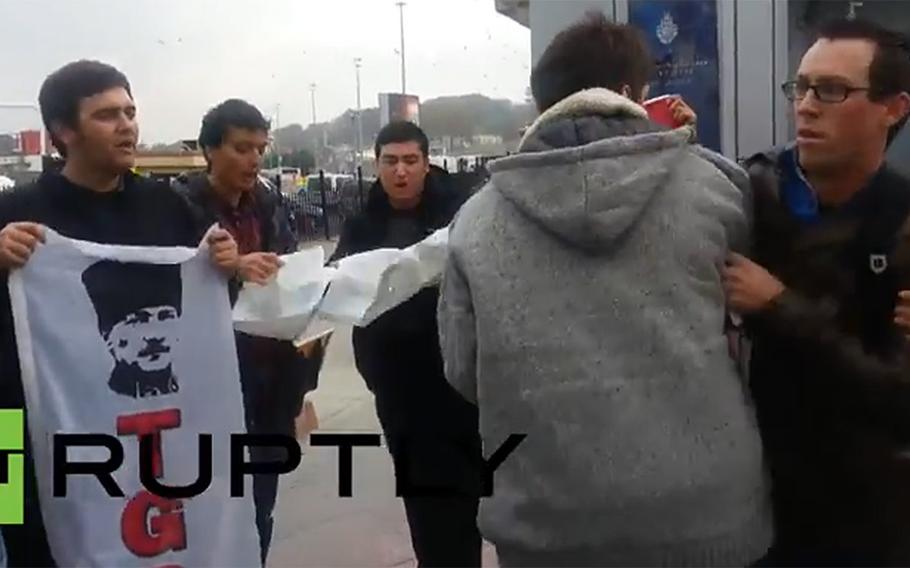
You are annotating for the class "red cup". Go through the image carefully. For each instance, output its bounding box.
[643,94,682,128]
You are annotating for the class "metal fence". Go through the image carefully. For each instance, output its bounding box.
[282,169,367,243]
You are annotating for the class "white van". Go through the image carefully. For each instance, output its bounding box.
[303,173,355,195]
[262,167,301,194]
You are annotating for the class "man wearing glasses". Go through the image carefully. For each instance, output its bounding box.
[722,18,910,566]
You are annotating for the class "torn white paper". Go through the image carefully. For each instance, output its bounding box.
[231,227,449,338]
[231,246,331,340]
[319,227,449,326]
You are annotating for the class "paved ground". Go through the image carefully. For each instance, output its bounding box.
[267,241,497,567]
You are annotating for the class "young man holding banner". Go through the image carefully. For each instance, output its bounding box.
[0,60,241,567]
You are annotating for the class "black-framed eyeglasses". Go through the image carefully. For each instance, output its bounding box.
[781,80,870,103]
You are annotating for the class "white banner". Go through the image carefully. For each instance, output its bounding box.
[232,227,449,342]
[319,226,448,327]
[231,246,331,342]
[9,230,259,568]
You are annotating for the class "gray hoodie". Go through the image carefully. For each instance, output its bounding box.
[438,88,772,566]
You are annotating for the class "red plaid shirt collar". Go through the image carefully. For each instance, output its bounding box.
[217,190,262,255]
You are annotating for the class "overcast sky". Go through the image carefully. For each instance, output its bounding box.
[0,0,530,144]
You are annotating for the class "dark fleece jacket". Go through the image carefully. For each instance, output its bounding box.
[329,166,481,492]
[744,146,910,565]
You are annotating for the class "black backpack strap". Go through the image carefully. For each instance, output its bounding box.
[852,168,910,354]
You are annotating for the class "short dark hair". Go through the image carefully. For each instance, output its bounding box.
[38,60,132,157]
[816,19,910,142]
[198,99,270,156]
[374,121,429,158]
[530,12,654,113]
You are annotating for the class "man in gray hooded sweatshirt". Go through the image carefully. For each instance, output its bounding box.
[438,13,772,567]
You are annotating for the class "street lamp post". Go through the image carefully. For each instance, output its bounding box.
[354,58,364,168]
[396,2,407,94]
[310,83,318,169]
[309,83,318,126]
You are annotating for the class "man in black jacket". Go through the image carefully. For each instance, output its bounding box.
[0,60,240,568]
[172,99,321,565]
[330,121,482,567]
[724,19,910,565]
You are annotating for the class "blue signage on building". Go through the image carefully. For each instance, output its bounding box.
[629,0,721,152]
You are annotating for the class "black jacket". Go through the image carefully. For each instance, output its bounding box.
[172,173,318,438]
[744,147,910,564]
[329,167,472,445]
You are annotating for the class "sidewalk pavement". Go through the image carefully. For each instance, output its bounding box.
[267,321,498,567]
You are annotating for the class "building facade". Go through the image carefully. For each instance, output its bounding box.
[496,0,910,173]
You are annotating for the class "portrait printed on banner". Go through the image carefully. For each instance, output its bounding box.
[81,260,182,399]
